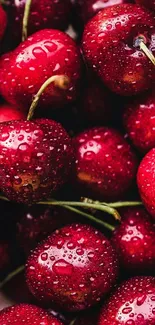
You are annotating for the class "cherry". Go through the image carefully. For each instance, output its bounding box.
[72,127,138,201]
[136,0,155,12]
[123,91,155,154]
[1,0,72,52]
[17,205,80,255]
[99,276,155,325]
[0,104,25,123]
[137,148,155,218]
[82,4,155,96]
[112,207,155,274]
[26,224,119,311]
[0,118,74,204]
[0,29,82,112]
[0,4,7,41]
[0,304,63,325]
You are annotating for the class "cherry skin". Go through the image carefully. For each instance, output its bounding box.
[17,205,80,255]
[26,224,119,312]
[0,304,63,325]
[0,29,82,112]
[136,0,155,12]
[112,207,155,274]
[0,5,7,41]
[1,0,72,52]
[99,276,155,325]
[72,127,138,201]
[82,4,155,96]
[137,148,155,219]
[123,91,155,154]
[0,118,74,204]
[0,104,25,123]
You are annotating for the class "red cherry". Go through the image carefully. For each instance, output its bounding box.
[82,4,155,96]
[0,5,7,41]
[137,148,155,218]
[0,104,25,123]
[112,207,155,274]
[0,29,82,112]
[72,127,138,201]
[1,0,71,52]
[99,276,155,325]
[26,224,119,311]
[0,118,74,204]
[0,304,63,325]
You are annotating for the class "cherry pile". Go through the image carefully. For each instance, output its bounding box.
[1,0,155,324]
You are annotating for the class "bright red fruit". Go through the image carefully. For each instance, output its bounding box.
[17,206,80,255]
[137,148,155,218]
[0,118,73,204]
[136,0,155,12]
[82,4,155,96]
[0,304,63,325]
[26,224,119,311]
[99,276,155,325]
[0,104,25,123]
[112,207,155,274]
[0,29,82,112]
[123,92,155,154]
[0,5,7,41]
[72,127,138,201]
[2,0,71,52]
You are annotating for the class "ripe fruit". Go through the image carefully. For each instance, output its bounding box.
[2,0,71,52]
[112,207,155,274]
[0,104,25,123]
[0,304,63,325]
[0,29,82,112]
[72,127,138,201]
[0,118,73,204]
[0,5,7,41]
[82,4,155,96]
[17,206,80,255]
[137,148,155,218]
[26,224,119,311]
[99,276,155,324]
[123,91,155,154]
[136,0,155,12]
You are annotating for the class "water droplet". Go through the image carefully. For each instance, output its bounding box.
[0,132,9,141]
[83,151,95,160]
[41,252,48,261]
[88,252,94,260]
[18,143,29,151]
[76,248,84,256]
[67,242,75,249]
[122,307,132,314]
[137,294,146,306]
[18,134,24,141]
[53,259,73,276]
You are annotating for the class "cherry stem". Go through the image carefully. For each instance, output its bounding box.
[0,265,25,290]
[62,205,115,231]
[22,0,32,42]
[81,197,143,208]
[140,41,155,66]
[27,75,70,121]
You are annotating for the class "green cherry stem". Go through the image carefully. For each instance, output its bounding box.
[0,265,25,290]
[27,75,70,121]
[22,0,32,41]
[106,201,143,208]
[140,41,155,66]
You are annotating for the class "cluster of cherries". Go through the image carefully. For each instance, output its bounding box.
[1,0,155,324]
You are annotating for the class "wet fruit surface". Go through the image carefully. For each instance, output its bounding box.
[0,303,63,324]
[0,118,73,204]
[123,92,155,154]
[82,4,155,96]
[0,29,82,111]
[72,127,138,201]
[137,148,155,218]
[99,276,155,324]
[26,224,119,311]
[112,207,155,274]
[0,104,25,123]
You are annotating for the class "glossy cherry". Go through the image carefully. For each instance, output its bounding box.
[26,224,119,311]
[0,304,63,325]
[137,148,155,218]
[82,4,155,96]
[72,127,138,201]
[0,29,82,112]
[0,118,73,204]
[99,276,155,325]
[112,207,155,274]
[0,104,25,123]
